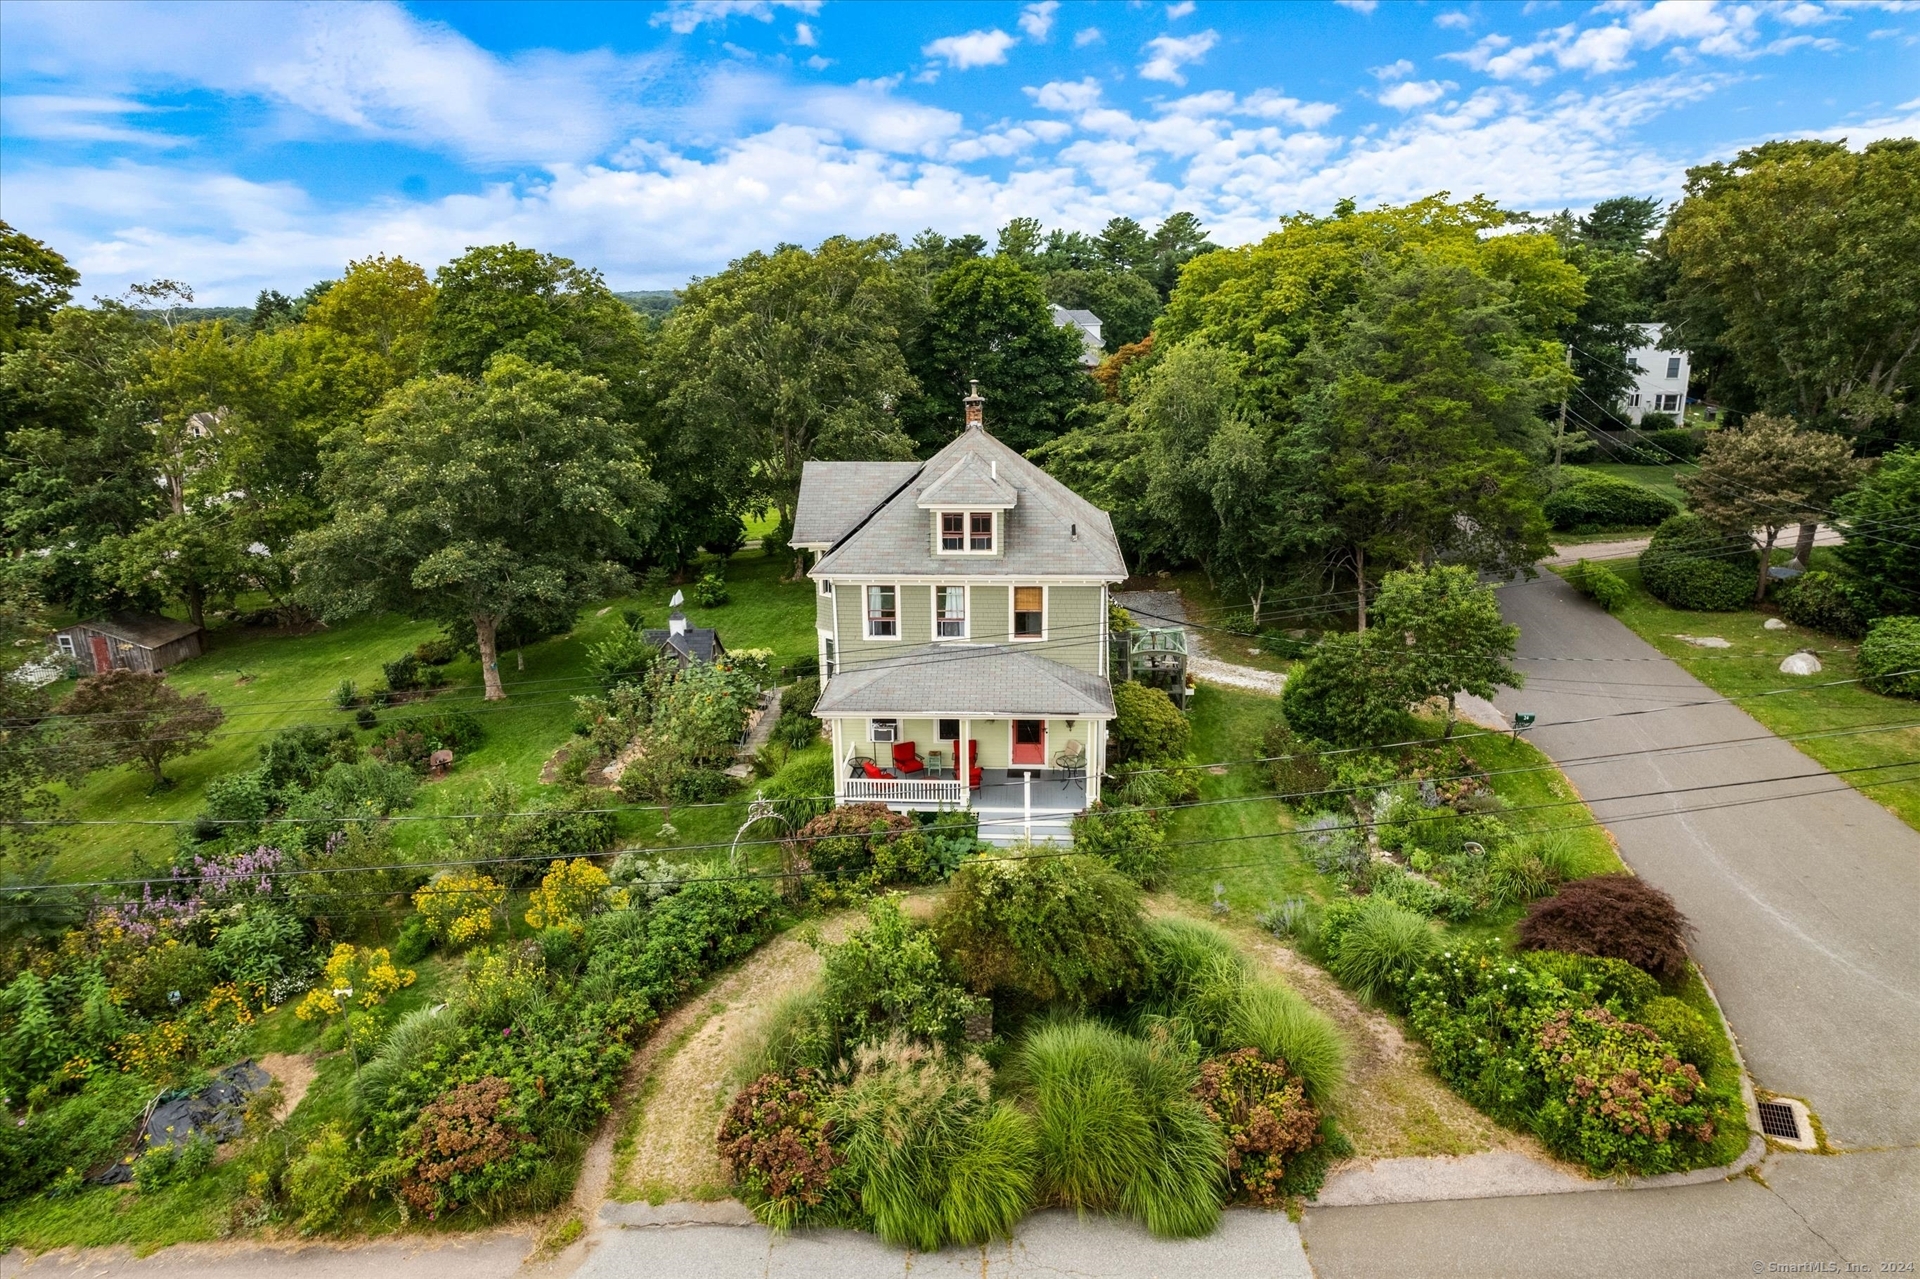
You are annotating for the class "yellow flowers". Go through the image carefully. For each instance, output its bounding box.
[524,858,621,929]
[413,871,506,948]
[295,943,416,1022]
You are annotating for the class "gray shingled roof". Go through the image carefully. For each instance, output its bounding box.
[914,453,1018,509]
[643,626,724,665]
[790,460,924,548]
[807,419,1126,580]
[72,613,203,648]
[815,643,1116,717]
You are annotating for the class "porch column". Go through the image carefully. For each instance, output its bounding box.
[960,717,970,808]
[1088,719,1103,805]
[831,719,845,803]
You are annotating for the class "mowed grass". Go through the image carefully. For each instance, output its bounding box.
[1559,555,1920,834]
[42,548,819,883]
[1576,461,1696,508]
[1160,683,1625,931]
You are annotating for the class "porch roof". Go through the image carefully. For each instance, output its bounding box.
[816,643,1115,719]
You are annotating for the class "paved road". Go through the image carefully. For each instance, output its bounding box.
[1491,572,1920,1147]
[1542,524,1844,567]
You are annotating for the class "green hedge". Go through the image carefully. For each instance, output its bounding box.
[1859,616,1920,699]
[1776,571,1874,639]
[1638,515,1755,611]
[1544,473,1679,532]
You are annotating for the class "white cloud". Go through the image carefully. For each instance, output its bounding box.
[1019,2,1059,41]
[1377,79,1455,109]
[1435,11,1474,30]
[793,21,817,47]
[1238,89,1340,127]
[1334,0,1379,12]
[1371,59,1416,80]
[922,28,1018,69]
[0,95,189,147]
[1074,27,1104,47]
[1166,1,1198,18]
[1026,77,1104,111]
[650,0,820,35]
[1777,2,1841,24]
[1443,0,1826,82]
[1139,30,1219,84]
[806,54,833,70]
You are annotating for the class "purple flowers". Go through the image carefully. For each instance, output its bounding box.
[104,846,285,938]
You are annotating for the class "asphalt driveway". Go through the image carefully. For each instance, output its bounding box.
[1490,572,1920,1147]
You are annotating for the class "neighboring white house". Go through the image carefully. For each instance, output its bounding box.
[790,384,1128,845]
[1623,323,1690,424]
[1050,304,1105,367]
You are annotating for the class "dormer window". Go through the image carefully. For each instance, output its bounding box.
[937,511,995,554]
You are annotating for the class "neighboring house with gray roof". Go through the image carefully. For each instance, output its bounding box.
[1050,304,1105,367]
[792,384,1127,843]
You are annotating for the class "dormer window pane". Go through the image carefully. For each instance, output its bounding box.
[941,512,964,551]
[970,512,993,551]
[867,585,897,637]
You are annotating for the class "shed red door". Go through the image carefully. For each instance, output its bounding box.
[88,636,113,672]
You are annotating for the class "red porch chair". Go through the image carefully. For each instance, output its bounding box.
[859,758,892,781]
[892,741,926,775]
[948,739,983,790]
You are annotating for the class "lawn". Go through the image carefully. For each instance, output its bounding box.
[41,547,819,883]
[1557,554,1920,833]
[1575,461,1696,508]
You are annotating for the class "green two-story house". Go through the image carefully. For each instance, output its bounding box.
[790,386,1127,843]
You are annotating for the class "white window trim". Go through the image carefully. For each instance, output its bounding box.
[864,583,901,642]
[1010,583,1048,642]
[56,634,75,656]
[818,630,835,678]
[934,584,969,641]
[1666,357,1682,379]
[818,578,833,597]
[869,718,900,743]
[934,510,1000,556]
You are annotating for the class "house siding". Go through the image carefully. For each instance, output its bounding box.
[1041,586,1103,673]
[815,590,834,634]
[971,586,1009,643]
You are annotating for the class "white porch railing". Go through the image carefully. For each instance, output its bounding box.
[845,775,967,805]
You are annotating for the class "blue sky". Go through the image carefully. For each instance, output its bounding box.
[2,0,1915,303]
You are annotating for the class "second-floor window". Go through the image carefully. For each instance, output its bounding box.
[938,511,995,553]
[1666,357,1682,379]
[936,585,966,638]
[866,585,897,638]
[1013,586,1043,638]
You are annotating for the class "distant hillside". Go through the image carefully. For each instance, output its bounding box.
[615,290,679,321]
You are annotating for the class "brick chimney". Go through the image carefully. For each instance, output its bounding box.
[964,380,985,431]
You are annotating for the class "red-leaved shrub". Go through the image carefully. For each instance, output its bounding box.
[1193,1048,1323,1205]
[1518,876,1689,981]
[397,1076,530,1215]
[716,1069,847,1228]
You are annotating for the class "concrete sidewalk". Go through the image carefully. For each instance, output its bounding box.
[1493,572,1920,1147]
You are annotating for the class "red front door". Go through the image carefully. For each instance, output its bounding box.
[1012,719,1046,765]
[89,636,113,672]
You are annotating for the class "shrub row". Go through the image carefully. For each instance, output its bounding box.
[1544,473,1679,532]
[1638,514,1756,612]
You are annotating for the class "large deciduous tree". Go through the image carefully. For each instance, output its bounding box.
[0,222,79,354]
[1301,253,1563,627]
[1678,414,1866,603]
[1660,139,1920,449]
[292,357,662,699]
[900,255,1091,455]
[659,236,916,576]
[1370,565,1523,737]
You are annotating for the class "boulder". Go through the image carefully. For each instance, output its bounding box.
[1779,650,1823,676]
[1764,618,1789,631]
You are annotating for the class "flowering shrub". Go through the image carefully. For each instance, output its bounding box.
[1193,1049,1322,1206]
[523,858,618,929]
[295,944,416,1022]
[1405,941,1572,1123]
[1530,1006,1715,1174]
[396,1076,533,1216]
[717,1069,849,1229]
[413,872,506,948]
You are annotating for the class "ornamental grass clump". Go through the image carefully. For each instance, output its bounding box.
[1325,896,1436,1008]
[1224,980,1348,1107]
[1018,1019,1226,1239]
[1519,875,1690,982]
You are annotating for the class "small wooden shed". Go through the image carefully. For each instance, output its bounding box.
[55,613,205,675]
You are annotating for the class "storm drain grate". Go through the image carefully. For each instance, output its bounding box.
[1758,1101,1802,1141]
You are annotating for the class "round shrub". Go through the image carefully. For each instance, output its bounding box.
[1638,514,1756,612]
[1775,571,1872,639]
[1520,950,1659,1017]
[718,1069,852,1230]
[790,803,916,884]
[782,675,822,720]
[1325,896,1436,1008]
[1406,940,1570,1124]
[1109,682,1190,765]
[1193,1048,1322,1206]
[1530,1006,1717,1174]
[1070,803,1168,885]
[397,1076,534,1215]
[1638,995,1720,1071]
[1563,559,1631,613]
[1518,875,1689,982]
[1858,616,1920,699]
[934,854,1146,1009]
[1281,633,1412,749]
[1544,473,1679,532]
